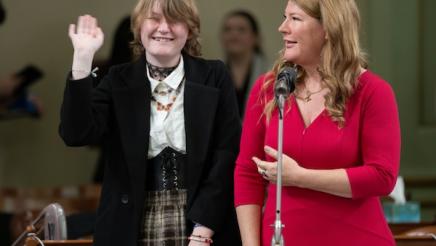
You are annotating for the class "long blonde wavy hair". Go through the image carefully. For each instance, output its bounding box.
[130,0,202,58]
[262,0,367,127]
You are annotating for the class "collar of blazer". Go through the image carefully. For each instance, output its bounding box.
[117,52,212,89]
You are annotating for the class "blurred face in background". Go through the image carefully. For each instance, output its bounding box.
[221,15,258,57]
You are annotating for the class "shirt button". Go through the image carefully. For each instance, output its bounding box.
[121,194,129,204]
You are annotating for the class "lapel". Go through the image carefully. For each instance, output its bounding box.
[111,54,221,206]
[183,54,220,204]
[112,55,150,197]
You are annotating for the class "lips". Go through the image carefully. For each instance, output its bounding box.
[284,40,297,44]
[284,40,297,48]
[152,37,175,42]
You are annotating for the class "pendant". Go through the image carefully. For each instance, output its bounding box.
[304,95,312,102]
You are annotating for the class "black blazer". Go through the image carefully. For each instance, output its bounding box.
[59,54,242,246]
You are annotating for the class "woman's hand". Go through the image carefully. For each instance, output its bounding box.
[188,240,210,246]
[68,15,104,55]
[188,225,213,246]
[68,15,104,79]
[253,145,306,186]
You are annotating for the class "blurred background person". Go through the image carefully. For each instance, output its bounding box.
[220,10,268,117]
[0,0,43,119]
[0,2,43,244]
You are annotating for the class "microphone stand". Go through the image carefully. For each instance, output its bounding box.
[271,95,285,246]
[11,203,67,246]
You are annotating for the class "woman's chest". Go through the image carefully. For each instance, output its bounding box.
[264,105,362,169]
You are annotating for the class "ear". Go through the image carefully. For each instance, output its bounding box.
[322,27,328,40]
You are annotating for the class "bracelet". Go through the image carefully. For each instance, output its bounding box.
[188,234,213,244]
[72,67,99,78]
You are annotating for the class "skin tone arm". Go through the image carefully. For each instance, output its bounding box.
[236,204,262,246]
[254,145,352,198]
[68,15,104,80]
[189,226,214,246]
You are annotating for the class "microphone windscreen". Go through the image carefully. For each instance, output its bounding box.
[277,67,297,93]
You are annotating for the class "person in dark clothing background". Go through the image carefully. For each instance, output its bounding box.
[220,10,268,117]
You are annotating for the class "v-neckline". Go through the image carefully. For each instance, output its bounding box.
[292,96,326,130]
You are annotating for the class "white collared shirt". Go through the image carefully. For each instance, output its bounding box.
[147,57,186,158]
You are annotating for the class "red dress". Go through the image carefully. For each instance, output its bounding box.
[234,70,400,246]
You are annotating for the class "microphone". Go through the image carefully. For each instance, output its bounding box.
[274,66,297,100]
[43,203,67,240]
[11,203,67,246]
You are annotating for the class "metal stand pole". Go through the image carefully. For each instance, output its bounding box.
[271,95,285,246]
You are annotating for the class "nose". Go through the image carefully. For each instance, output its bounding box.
[278,18,289,34]
[157,17,170,34]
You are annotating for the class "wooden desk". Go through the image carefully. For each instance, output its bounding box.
[395,235,436,246]
[25,239,93,246]
[390,223,436,235]
[394,224,436,246]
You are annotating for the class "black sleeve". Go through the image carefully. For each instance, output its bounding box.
[59,70,114,146]
[187,61,242,232]
[0,212,13,245]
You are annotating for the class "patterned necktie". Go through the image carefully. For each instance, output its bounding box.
[151,79,184,112]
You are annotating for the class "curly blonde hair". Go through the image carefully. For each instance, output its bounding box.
[130,0,202,58]
[262,0,367,127]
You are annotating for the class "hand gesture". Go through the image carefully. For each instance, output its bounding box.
[253,146,306,186]
[68,15,104,55]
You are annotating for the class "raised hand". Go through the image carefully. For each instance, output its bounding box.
[68,15,104,55]
[68,15,104,79]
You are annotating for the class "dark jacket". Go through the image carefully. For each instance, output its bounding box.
[59,53,242,245]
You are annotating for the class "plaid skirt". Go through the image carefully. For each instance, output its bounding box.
[138,189,188,246]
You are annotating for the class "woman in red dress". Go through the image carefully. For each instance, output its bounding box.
[234,0,400,245]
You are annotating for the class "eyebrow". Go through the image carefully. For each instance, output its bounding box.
[149,11,162,16]
[288,12,302,16]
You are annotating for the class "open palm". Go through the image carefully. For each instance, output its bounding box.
[68,15,104,54]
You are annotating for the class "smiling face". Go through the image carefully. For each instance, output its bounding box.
[278,1,326,67]
[140,1,189,66]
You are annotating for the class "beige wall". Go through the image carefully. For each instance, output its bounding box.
[1,0,435,194]
[0,0,285,186]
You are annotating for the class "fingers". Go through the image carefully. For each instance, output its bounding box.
[88,16,97,36]
[252,157,277,179]
[264,145,278,160]
[77,15,85,34]
[96,27,104,40]
[68,24,75,38]
[74,15,99,36]
[256,164,267,178]
[252,157,267,171]
[82,15,91,34]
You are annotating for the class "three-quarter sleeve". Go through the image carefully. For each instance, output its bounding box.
[346,78,401,199]
[234,74,270,206]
